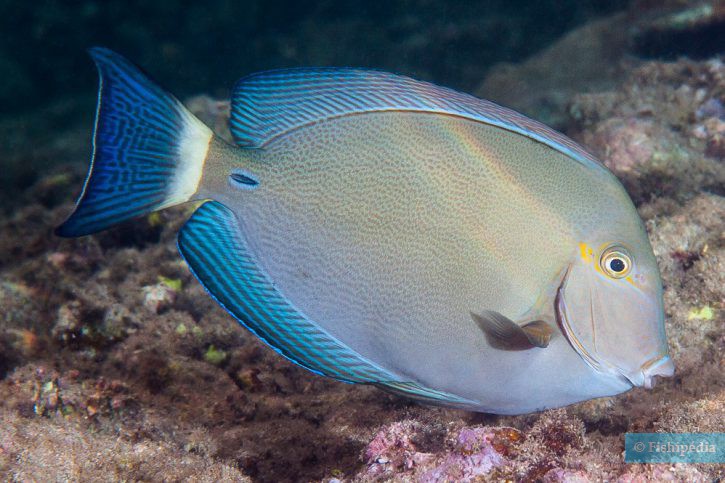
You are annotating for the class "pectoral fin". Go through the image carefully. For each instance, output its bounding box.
[519,320,553,348]
[471,311,553,350]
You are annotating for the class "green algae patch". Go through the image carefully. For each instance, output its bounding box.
[147,212,163,227]
[203,345,228,365]
[687,306,714,321]
[157,275,182,291]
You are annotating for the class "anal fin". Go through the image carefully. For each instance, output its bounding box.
[177,201,393,382]
[178,201,481,409]
[375,381,480,408]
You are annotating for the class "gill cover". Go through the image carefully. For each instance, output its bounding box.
[556,244,673,388]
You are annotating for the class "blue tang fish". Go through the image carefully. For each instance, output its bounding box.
[57,48,674,414]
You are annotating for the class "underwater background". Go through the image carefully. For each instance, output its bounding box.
[0,0,723,481]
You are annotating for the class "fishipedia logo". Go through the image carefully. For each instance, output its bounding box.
[625,433,724,463]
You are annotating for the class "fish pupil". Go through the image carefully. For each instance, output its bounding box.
[609,258,625,272]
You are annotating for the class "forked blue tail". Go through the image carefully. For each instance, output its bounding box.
[56,48,212,237]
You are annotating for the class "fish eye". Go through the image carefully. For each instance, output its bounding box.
[600,247,632,279]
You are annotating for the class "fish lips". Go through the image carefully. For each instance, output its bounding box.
[555,266,674,389]
[638,354,675,388]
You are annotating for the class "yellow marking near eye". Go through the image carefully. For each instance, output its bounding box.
[579,242,594,263]
[624,275,637,287]
[582,241,629,280]
[593,259,605,276]
[582,243,609,277]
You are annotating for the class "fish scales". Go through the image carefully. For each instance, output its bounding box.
[202,112,629,407]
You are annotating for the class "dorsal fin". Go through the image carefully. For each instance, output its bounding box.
[229,68,605,173]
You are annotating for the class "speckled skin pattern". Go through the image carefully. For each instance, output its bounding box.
[198,112,664,413]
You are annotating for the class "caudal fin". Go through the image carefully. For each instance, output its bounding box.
[56,48,213,237]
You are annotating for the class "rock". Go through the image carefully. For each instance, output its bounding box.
[142,283,177,314]
[631,1,725,59]
[361,422,510,481]
[478,1,725,129]
[569,59,725,202]
[420,427,507,481]
[185,95,233,143]
[477,13,633,128]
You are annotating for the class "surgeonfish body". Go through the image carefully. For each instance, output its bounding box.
[57,48,674,414]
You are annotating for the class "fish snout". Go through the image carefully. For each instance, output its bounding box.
[633,355,675,389]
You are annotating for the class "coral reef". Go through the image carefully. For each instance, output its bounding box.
[479,0,725,128]
[1,4,723,481]
[569,58,725,202]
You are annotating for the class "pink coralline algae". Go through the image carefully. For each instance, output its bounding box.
[362,422,517,481]
[569,59,725,202]
[591,118,660,173]
[364,421,433,478]
[692,115,725,159]
[419,428,507,482]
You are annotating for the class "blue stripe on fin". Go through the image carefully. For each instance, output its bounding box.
[177,201,404,384]
[56,48,211,237]
[376,381,480,408]
[229,68,605,173]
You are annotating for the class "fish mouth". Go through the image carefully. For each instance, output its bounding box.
[554,265,631,386]
[555,264,674,389]
[556,290,632,387]
[636,354,675,389]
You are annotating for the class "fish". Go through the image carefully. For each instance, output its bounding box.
[56,48,674,415]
